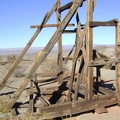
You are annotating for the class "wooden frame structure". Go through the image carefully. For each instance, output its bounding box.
[0,0,120,119]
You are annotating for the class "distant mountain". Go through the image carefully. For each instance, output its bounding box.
[0,45,74,55]
[0,44,114,55]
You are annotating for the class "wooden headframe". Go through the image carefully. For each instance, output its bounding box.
[0,0,120,114]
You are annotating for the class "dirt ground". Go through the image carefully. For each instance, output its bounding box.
[0,45,120,120]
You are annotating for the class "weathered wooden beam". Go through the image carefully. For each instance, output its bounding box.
[0,3,57,92]
[30,24,75,28]
[5,97,116,119]
[99,87,115,96]
[2,0,84,113]
[56,0,63,84]
[58,1,73,13]
[40,96,117,119]
[41,95,112,112]
[90,20,117,27]
[5,85,18,89]
[36,77,58,83]
[58,0,84,13]
[71,12,83,100]
[35,72,58,77]
[63,56,81,61]
[27,88,59,95]
[74,57,84,100]
[116,22,120,105]
[86,0,93,100]
[89,58,120,67]
[68,22,86,101]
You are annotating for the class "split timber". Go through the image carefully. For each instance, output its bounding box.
[0,0,120,119]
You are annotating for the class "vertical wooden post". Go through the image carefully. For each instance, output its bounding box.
[86,0,93,100]
[56,0,63,84]
[116,22,120,105]
[74,57,84,100]
[29,79,34,113]
[96,67,101,91]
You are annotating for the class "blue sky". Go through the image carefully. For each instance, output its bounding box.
[0,0,120,48]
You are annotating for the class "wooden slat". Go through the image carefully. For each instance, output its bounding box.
[30,24,75,28]
[0,3,57,92]
[2,0,84,113]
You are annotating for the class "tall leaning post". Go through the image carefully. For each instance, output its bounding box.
[0,3,57,91]
[56,0,63,84]
[86,0,93,100]
[2,0,84,112]
[116,22,120,105]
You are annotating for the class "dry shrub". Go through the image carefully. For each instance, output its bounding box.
[12,63,27,78]
[13,69,26,78]
[40,59,58,73]
[7,55,16,62]
[0,57,2,62]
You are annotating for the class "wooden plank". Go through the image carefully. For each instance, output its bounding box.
[68,19,85,101]
[58,1,73,13]
[36,72,58,77]
[56,0,63,84]
[58,0,84,13]
[90,21,117,27]
[39,96,117,119]
[5,85,18,89]
[99,87,115,97]
[63,56,81,61]
[30,24,75,28]
[86,0,93,100]
[0,3,57,92]
[2,0,84,112]
[73,12,83,100]
[89,58,120,67]
[74,57,84,100]
[37,77,58,83]
[68,60,77,101]
[41,95,114,112]
[6,97,116,119]
[116,22,120,105]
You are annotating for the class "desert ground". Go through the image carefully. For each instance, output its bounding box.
[0,45,120,120]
